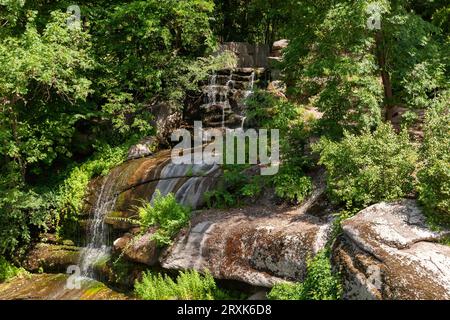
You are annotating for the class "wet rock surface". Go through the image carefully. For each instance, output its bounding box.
[23,243,80,273]
[161,200,333,287]
[333,200,450,300]
[84,150,222,230]
[0,274,127,300]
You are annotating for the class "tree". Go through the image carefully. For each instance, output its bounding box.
[282,0,449,133]
[90,0,217,136]
[0,9,94,182]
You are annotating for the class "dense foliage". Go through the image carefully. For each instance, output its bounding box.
[205,90,313,207]
[282,0,449,134]
[314,124,418,210]
[0,0,449,301]
[0,0,219,257]
[418,92,450,225]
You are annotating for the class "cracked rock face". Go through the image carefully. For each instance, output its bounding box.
[160,205,332,288]
[333,200,450,300]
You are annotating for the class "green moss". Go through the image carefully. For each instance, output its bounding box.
[84,283,105,296]
[113,193,128,212]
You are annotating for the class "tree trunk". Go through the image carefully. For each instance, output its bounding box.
[375,30,394,122]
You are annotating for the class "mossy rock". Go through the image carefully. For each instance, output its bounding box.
[23,243,81,273]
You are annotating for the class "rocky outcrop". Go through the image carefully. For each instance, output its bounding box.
[268,39,289,80]
[127,137,156,160]
[149,103,183,146]
[23,243,80,273]
[219,42,270,68]
[161,200,333,287]
[113,228,159,266]
[272,39,289,54]
[333,200,450,300]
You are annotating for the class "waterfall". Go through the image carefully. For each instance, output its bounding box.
[240,116,247,130]
[78,173,117,278]
[244,71,255,98]
[207,73,217,106]
[151,150,221,208]
[224,74,234,129]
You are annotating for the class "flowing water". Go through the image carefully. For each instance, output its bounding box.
[78,173,117,278]
[244,71,255,98]
[78,68,257,279]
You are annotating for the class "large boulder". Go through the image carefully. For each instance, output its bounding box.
[333,200,450,300]
[160,204,333,287]
[127,136,156,160]
[23,243,80,273]
[272,39,289,53]
[113,228,159,266]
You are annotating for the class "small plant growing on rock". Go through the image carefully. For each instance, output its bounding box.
[268,250,342,300]
[136,191,191,247]
[0,256,26,283]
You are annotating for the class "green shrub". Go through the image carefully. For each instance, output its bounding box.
[313,123,418,210]
[0,188,51,257]
[56,142,132,238]
[273,166,312,204]
[0,256,26,282]
[418,94,450,225]
[205,163,269,208]
[267,282,304,300]
[137,192,191,247]
[135,270,221,300]
[268,250,342,300]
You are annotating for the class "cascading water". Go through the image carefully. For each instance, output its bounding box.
[78,173,117,278]
[201,69,256,129]
[223,73,234,129]
[207,73,217,106]
[77,68,258,280]
[244,71,255,98]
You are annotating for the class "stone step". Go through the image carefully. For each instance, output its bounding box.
[200,103,233,112]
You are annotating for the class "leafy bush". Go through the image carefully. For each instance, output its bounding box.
[0,256,26,282]
[273,166,312,204]
[313,123,418,210]
[205,163,268,208]
[268,250,342,300]
[418,94,450,225]
[0,187,52,257]
[136,192,191,247]
[135,270,223,300]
